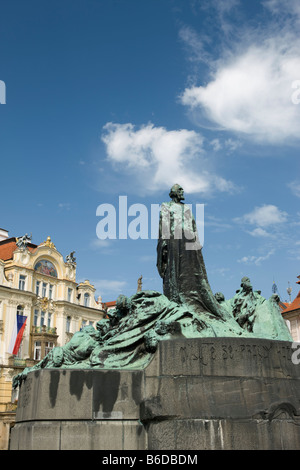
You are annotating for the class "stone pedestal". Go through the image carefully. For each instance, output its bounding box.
[10,337,300,450]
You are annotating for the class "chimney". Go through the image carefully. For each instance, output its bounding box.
[0,228,9,242]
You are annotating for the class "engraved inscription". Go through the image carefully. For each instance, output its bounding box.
[176,339,296,376]
[222,344,233,360]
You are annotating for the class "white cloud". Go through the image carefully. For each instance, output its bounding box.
[205,214,232,231]
[224,138,242,152]
[101,122,235,195]
[208,137,242,153]
[179,5,300,143]
[247,227,273,238]
[209,138,222,151]
[58,203,71,211]
[235,204,288,228]
[93,279,127,298]
[264,0,300,19]
[90,239,112,249]
[237,249,275,266]
[288,181,300,198]
[179,25,211,66]
[90,238,116,255]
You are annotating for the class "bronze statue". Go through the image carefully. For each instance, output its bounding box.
[157,184,224,319]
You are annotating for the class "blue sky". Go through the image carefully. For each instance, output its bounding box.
[0,0,300,304]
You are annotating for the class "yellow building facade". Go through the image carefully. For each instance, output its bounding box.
[0,230,105,449]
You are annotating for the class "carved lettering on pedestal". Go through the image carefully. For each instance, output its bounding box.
[222,344,233,360]
[176,341,294,372]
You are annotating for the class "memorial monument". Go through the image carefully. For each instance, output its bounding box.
[10,185,300,450]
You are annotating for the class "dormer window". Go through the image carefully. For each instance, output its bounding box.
[84,293,90,307]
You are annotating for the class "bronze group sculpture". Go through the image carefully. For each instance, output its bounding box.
[13,185,292,388]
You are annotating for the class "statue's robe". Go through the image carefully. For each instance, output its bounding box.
[156,201,224,319]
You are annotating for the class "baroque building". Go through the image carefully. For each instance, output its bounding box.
[0,229,104,449]
[280,274,300,342]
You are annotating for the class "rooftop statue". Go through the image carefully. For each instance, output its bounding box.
[13,185,292,388]
[16,233,32,249]
[65,251,76,264]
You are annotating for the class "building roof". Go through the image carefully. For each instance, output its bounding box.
[281,290,300,314]
[0,238,37,261]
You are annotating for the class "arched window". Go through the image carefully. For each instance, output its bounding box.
[17,305,24,316]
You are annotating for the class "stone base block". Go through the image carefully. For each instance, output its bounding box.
[11,420,146,450]
[10,337,300,450]
[147,418,300,450]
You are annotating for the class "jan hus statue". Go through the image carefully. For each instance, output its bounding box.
[157,184,224,319]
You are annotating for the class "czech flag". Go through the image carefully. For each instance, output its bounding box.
[8,314,27,355]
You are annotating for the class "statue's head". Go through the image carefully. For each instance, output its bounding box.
[241,276,252,292]
[215,292,225,303]
[169,184,185,202]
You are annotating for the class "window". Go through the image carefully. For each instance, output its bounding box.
[47,312,52,328]
[49,284,53,300]
[68,288,72,302]
[17,305,24,316]
[42,282,47,297]
[45,341,54,355]
[34,341,41,361]
[34,309,39,326]
[36,281,40,296]
[84,293,90,307]
[40,311,45,327]
[19,275,26,291]
[81,319,87,329]
[66,316,71,333]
